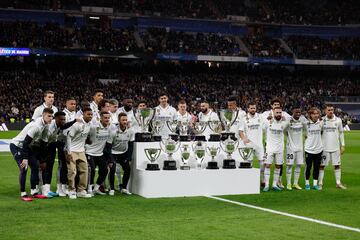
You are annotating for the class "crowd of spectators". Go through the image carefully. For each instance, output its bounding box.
[1,62,359,122]
[243,35,292,58]
[0,21,138,52]
[1,0,359,25]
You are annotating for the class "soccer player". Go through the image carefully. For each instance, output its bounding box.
[154,93,177,139]
[107,113,134,195]
[89,89,104,120]
[41,111,78,197]
[64,97,77,122]
[262,98,291,189]
[76,100,90,118]
[176,100,193,122]
[239,102,265,182]
[118,97,136,129]
[304,107,323,190]
[109,99,119,124]
[198,101,219,140]
[319,104,346,189]
[85,111,111,196]
[92,99,110,124]
[227,96,246,140]
[66,108,93,199]
[10,108,54,201]
[285,106,305,190]
[263,107,289,192]
[32,90,58,120]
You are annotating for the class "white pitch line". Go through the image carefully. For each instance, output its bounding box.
[205,195,360,233]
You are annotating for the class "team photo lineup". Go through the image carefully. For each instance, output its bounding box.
[11,87,346,201]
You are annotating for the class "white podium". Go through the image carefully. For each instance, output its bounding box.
[129,141,260,198]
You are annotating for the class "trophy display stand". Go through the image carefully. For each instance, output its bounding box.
[135,132,153,142]
[209,134,221,142]
[152,135,162,141]
[221,132,236,141]
[194,135,206,141]
[239,162,252,168]
[180,164,190,170]
[223,159,236,169]
[163,160,177,170]
[169,134,179,141]
[179,135,190,141]
[206,161,219,169]
[146,163,160,171]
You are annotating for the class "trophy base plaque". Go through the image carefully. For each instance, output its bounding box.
[180,165,191,170]
[221,132,236,141]
[239,162,252,168]
[194,135,206,141]
[206,161,219,169]
[135,132,153,142]
[163,160,177,170]
[146,163,160,171]
[152,135,162,142]
[209,134,221,142]
[223,159,236,169]
[169,134,179,141]
[179,135,190,142]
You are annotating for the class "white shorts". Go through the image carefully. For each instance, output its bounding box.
[247,146,264,162]
[264,152,284,165]
[285,150,304,165]
[321,150,341,166]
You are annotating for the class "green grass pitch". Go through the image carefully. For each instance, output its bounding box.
[0,131,359,239]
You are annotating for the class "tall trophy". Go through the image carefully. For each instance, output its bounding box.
[166,120,178,141]
[180,144,191,170]
[193,121,207,141]
[160,137,180,170]
[192,140,206,170]
[179,120,190,141]
[206,145,220,169]
[144,148,161,171]
[220,136,239,169]
[238,147,254,168]
[208,120,222,142]
[151,119,164,141]
[134,108,155,142]
[218,109,239,140]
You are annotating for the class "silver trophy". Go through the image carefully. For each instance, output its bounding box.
[180,144,191,170]
[144,148,161,171]
[208,120,222,141]
[160,137,180,170]
[206,145,220,169]
[192,140,206,170]
[166,119,178,139]
[220,136,239,169]
[151,119,164,141]
[218,109,239,140]
[134,108,155,142]
[179,120,190,141]
[238,147,254,168]
[193,121,207,141]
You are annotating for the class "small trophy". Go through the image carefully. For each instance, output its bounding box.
[180,144,191,170]
[151,119,164,141]
[144,148,161,171]
[193,121,207,141]
[238,147,254,168]
[218,109,239,141]
[134,108,155,142]
[192,141,206,170]
[166,120,178,141]
[160,137,180,170]
[220,136,239,169]
[179,120,190,141]
[206,146,220,169]
[208,120,222,142]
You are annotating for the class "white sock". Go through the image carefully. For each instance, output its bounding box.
[21,191,27,197]
[305,180,310,185]
[294,165,301,185]
[87,184,93,192]
[319,169,325,185]
[264,168,270,188]
[335,168,341,185]
[286,165,292,185]
[273,168,280,187]
[94,184,100,191]
[313,180,318,186]
[115,163,122,186]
